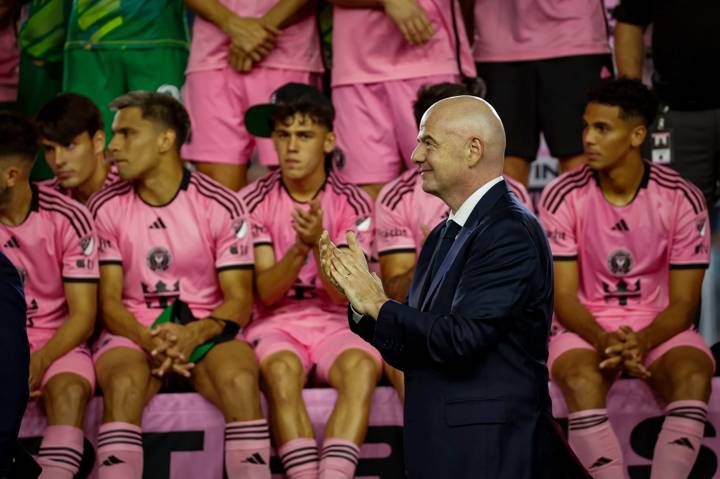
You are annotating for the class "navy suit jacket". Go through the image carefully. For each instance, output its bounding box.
[351,181,586,478]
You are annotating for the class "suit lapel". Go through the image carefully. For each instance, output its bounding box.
[408,222,444,308]
[420,180,510,311]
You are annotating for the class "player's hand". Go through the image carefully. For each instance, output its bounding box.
[597,331,625,371]
[292,199,324,247]
[28,351,50,399]
[616,326,651,379]
[221,15,278,63]
[150,324,197,378]
[383,0,434,46]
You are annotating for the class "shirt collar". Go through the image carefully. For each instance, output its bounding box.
[448,176,504,227]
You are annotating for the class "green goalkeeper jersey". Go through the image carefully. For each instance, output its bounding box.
[65,0,189,50]
[18,0,70,62]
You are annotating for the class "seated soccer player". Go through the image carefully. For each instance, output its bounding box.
[376,82,533,400]
[88,92,270,479]
[539,78,714,479]
[36,93,119,204]
[0,112,98,479]
[241,83,381,479]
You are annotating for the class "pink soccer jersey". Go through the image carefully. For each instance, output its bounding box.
[331,0,475,86]
[0,185,99,332]
[40,164,120,203]
[88,170,253,326]
[539,163,710,319]
[186,0,323,74]
[376,169,533,256]
[472,0,610,62]
[241,169,373,324]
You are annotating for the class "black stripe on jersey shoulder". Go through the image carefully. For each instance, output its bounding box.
[62,277,99,283]
[189,173,245,218]
[327,172,372,217]
[670,263,709,270]
[243,171,281,213]
[649,168,705,214]
[542,167,594,214]
[37,187,93,232]
[87,180,132,217]
[217,264,254,272]
[380,170,419,210]
[507,179,530,204]
[378,247,417,257]
[37,190,92,237]
[553,255,578,261]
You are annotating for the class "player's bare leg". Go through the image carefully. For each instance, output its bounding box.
[383,362,404,403]
[192,340,269,478]
[552,348,623,478]
[95,348,161,479]
[647,346,713,479]
[260,350,317,478]
[321,349,379,479]
[194,162,248,192]
[37,373,92,479]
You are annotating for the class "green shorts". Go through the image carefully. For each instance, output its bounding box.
[63,46,188,137]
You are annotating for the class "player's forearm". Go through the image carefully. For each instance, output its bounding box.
[35,314,94,365]
[638,301,698,351]
[382,269,414,302]
[102,299,153,351]
[206,295,253,329]
[256,244,307,305]
[555,294,607,349]
[183,0,238,33]
[614,22,645,79]
[314,246,347,304]
[262,0,313,29]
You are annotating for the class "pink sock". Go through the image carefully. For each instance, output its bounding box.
[96,422,143,479]
[318,438,359,479]
[37,425,84,479]
[568,409,624,478]
[224,419,271,479]
[278,438,319,479]
[650,400,708,479]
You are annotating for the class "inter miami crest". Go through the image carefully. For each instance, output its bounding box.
[608,249,633,276]
[147,247,173,272]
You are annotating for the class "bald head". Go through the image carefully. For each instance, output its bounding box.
[421,95,506,174]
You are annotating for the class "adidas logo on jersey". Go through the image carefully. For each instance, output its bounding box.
[611,219,629,232]
[149,217,167,229]
[3,236,18,248]
[241,453,266,465]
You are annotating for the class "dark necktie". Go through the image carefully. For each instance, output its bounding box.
[428,219,462,280]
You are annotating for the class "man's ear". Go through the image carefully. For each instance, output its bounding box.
[630,124,647,148]
[158,128,178,154]
[92,130,106,156]
[324,131,337,154]
[466,136,484,167]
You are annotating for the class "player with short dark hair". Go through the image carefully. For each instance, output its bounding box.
[540,78,714,478]
[241,83,381,479]
[36,93,119,204]
[88,92,270,479]
[0,111,99,479]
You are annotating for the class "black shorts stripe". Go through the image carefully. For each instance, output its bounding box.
[670,263,709,270]
[38,192,92,236]
[378,247,417,256]
[244,171,281,212]
[543,168,593,214]
[189,175,243,218]
[62,277,99,283]
[649,172,705,214]
[553,255,578,261]
[254,241,273,248]
[380,171,419,209]
[217,264,254,272]
[87,181,132,217]
[99,259,123,266]
[327,174,371,217]
[191,173,245,216]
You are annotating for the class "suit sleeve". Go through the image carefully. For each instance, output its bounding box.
[370,219,540,366]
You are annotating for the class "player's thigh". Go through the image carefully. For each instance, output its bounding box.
[43,372,93,426]
[476,60,539,160]
[192,339,259,396]
[333,83,402,185]
[315,328,382,388]
[537,54,612,159]
[95,346,155,398]
[647,332,715,402]
[549,333,613,406]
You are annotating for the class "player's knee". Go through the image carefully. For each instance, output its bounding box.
[103,372,145,410]
[335,351,379,396]
[216,365,259,398]
[45,377,91,417]
[670,361,713,399]
[262,356,304,402]
[556,365,605,401]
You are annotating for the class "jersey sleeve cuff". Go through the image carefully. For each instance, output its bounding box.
[378,247,417,256]
[99,259,123,265]
[217,263,254,272]
[670,263,709,270]
[62,276,99,283]
[553,254,578,261]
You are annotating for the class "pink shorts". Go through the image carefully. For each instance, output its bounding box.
[548,316,716,374]
[29,330,95,390]
[182,66,318,166]
[244,319,382,384]
[332,74,458,185]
